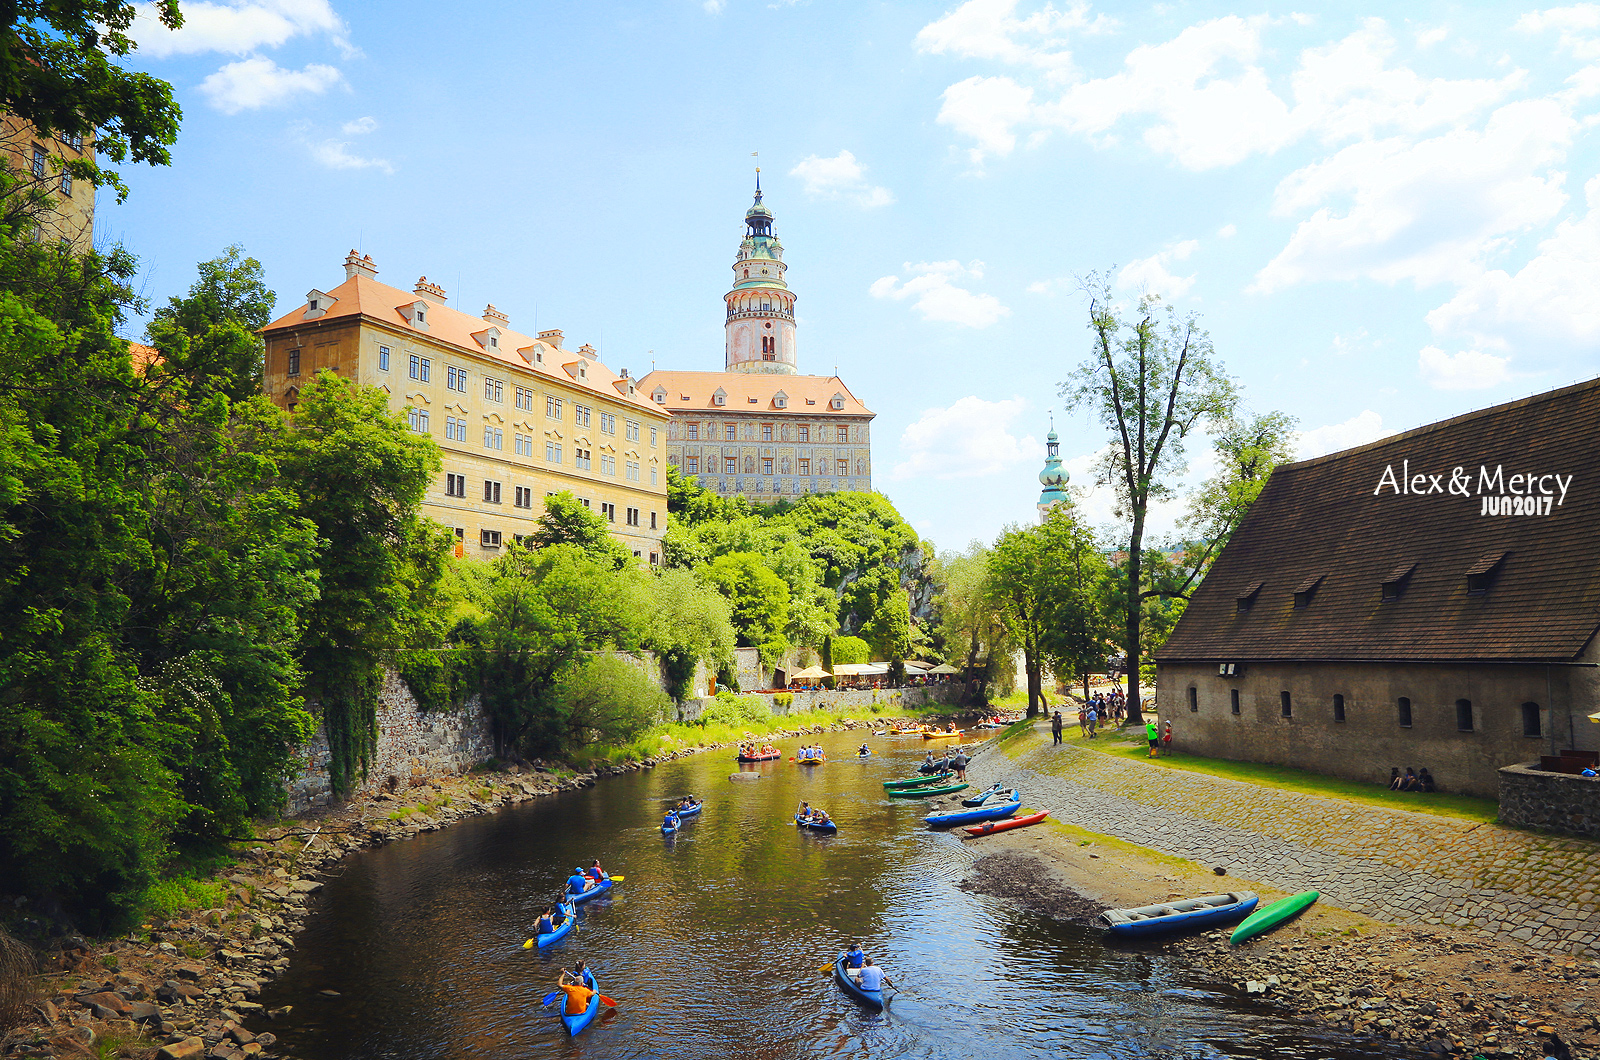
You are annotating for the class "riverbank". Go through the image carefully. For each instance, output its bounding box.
[962,725,1600,1060]
[5,711,932,1060]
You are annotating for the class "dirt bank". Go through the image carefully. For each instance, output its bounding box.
[959,814,1598,1059]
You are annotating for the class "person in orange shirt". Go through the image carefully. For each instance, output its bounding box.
[557,962,595,1015]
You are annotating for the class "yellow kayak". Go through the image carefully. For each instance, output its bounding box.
[922,730,963,740]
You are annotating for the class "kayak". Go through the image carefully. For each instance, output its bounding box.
[1230,890,1319,945]
[673,800,703,818]
[856,750,872,758]
[560,968,601,1036]
[887,782,968,798]
[794,812,838,835]
[833,951,883,1009]
[661,816,680,834]
[568,877,615,904]
[960,785,1009,807]
[737,751,781,762]
[795,758,826,765]
[926,790,1021,828]
[883,772,953,789]
[537,902,578,948]
[922,730,963,740]
[963,810,1050,836]
[1100,891,1259,938]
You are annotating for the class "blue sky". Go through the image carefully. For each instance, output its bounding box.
[106,1,1600,554]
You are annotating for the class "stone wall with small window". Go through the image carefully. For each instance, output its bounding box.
[1154,656,1596,798]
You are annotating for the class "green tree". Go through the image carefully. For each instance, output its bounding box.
[0,0,184,202]
[820,634,835,690]
[1033,507,1116,705]
[145,246,275,402]
[551,655,669,749]
[931,542,1006,700]
[532,490,632,567]
[1063,276,1238,724]
[861,588,911,661]
[985,525,1051,716]
[645,568,735,702]
[701,552,789,665]
[829,635,870,666]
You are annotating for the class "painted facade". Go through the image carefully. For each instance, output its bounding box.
[261,253,671,561]
[640,179,874,502]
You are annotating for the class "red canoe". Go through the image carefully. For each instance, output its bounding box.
[963,810,1049,837]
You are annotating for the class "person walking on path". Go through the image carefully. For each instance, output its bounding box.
[1145,717,1160,758]
[1051,711,1063,744]
[1162,720,1172,753]
[1077,707,1088,737]
[952,749,970,781]
[1086,706,1098,738]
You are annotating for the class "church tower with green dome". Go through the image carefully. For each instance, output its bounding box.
[725,171,798,375]
[1037,419,1069,522]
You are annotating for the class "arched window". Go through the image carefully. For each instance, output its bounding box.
[1455,699,1473,732]
[1521,702,1541,737]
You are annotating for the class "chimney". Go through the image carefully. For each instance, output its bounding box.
[414,276,447,302]
[619,367,630,379]
[577,343,597,360]
[537,328,564,348]
[343,250,378,281]
[483,303,509,328]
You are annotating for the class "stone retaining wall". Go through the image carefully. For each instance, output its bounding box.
[1499,761,1600,839]
[676,681,961,722]
[286,669,494,814]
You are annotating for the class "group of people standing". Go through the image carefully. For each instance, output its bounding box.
[917,749,969,780]
[1048,707,1171,757]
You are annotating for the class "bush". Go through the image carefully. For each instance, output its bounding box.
[831,636,870,665]
[141,876,229,920]
[551,656,669,752]
[773,692,793,708]
[699,690,770,728]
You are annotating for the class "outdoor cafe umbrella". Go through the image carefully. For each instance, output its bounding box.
[927,663,961,675]
[790,665,832,682]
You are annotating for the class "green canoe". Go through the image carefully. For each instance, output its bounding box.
[883,773,954,789]
[1229,890,1319,945]
[887,782,969,798]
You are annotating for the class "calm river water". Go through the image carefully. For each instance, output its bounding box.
[256,729,1413,1059]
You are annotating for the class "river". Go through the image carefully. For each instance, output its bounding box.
[256,728,1414,1059]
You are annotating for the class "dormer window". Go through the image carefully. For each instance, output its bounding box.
[713,389,727,406]
[416,308,426,323]
[652,387,667,404]
[773,390,788,409]
[1235,581,1263,612]
[398,300,430,331]
[303,288,336,320]
[1381,562,1417,601]
[472,326,503,352]
[830,393,845,410]
[1465,551,1507,595]
[1293,573,1324,609]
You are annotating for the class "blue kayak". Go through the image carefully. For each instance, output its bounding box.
[961,785,1010,807]
[661,815,680,834]
[833,951,883,1008]
[1097,891,1259,937]
[674,800,703,818]
[794,812,838,835]
[561,968,601,1036]
[537,902,577,948]
[568,877,614,904]
[925,790,1021,828]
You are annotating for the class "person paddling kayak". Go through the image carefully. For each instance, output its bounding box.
[566,867,595,895]
[557,962,596,1015]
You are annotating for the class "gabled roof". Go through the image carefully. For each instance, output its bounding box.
[1157,377,1600,664]
[261,272,664,415]
[634,369,873,417]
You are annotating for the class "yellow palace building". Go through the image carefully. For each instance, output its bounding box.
[261,252,670,561]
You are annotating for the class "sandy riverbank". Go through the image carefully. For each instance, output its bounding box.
[956,744,1598,1060]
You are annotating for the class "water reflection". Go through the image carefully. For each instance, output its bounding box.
[256,731,1415,1059]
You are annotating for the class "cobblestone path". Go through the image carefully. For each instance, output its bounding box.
[968,728,1600,957]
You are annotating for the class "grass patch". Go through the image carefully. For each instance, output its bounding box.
[1062,725,1499,824]
[139,877,230,920]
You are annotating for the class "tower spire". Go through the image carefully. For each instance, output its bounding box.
[724,177,796,374]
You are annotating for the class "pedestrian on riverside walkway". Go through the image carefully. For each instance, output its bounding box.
[1145,717,1160,758]
[1051,711,1063,745]
[952,750,969,781]
[1162,720,1172,752]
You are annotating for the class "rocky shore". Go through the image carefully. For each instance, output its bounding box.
[3,716,886,1060]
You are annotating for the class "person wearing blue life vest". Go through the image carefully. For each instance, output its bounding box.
[663,809,680,830]
[566,867,594,895]
[536,906,556,935]
[844,943,865,969]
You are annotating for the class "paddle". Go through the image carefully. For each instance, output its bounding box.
[542,988,619,1007]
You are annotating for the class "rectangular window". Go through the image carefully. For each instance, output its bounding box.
[600,454,616,475]
[447,366,467,392]
[1188,686,1198,713]
[546,442,562,464]
[762,457,774,475]
[798,426,809,443]
[798,458,810,477]
[445,473,466,497]
[626,461,640,481]
[485,378,504,402]
[484,427,503,450]
[836,459,849,476]
[650,511,658,529]
[650,427,657,446]
[686,457,698,474]
[287,349,301,376]
[762,423,773,441]
[516,386,534,411]
[1397,697,1412,728]
[546,396,562,419]
[517,433,533,456]
[1230,689,1241,715]
[483,480,502,504]
[378,345,390,371]
[837,426,848,443]
[650,468,657,485]
[30,146,45,178]
[600,412,616,434]
[1280,691,1292,718]
[626,507,640,526]
[443,416,464,442]
[1333,694,1346,722]
[481,529,502,548]
[60,171,71,195]
[599,502,615,521]
[1455,699,1473,732]
[410,355,431,382]
[574,404,591,427]
[725,457,737,475]
[1522,702,1541,738]
[724,423,736,441]
[624,420,638,441]
[686,423,699,440]
[575,448,591,470]
[407,408,429,433]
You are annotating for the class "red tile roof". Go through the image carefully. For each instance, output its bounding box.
[635,369,873,417]
[1157,377,1600,664]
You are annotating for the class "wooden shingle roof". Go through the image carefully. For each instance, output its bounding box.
[1157,377,1600,664]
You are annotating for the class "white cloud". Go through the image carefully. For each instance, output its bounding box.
[870,260,1010,327]
[1329,327,1371,355]
[1251,99,1574,292]
[305,137,393,174]
[1294,410,1394,458]
[340,115,376,135]
[1217,223,1237,238]
[892,396,1033,481]
[788,150,894,208]
[1118,239,1199,299]
[703,0,725,12]
[131,0,352,58]
[200,57,342,113]
[1417,345,1511,389]
[935,75,1035,162]
[914,0,1112,80]
[1517,5,1600,59]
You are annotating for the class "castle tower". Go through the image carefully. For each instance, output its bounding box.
[1037,422,1069,522]
[725,172,797,375]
